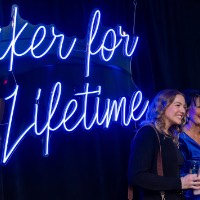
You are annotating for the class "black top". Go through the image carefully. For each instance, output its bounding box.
[128,126,183,200]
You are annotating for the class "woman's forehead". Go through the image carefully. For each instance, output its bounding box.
[173,94,185,103]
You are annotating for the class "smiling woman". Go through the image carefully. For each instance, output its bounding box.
[128,89,200,200]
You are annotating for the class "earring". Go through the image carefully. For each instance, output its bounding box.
[186,116,190,123]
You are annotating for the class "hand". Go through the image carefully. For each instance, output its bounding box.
[181,174,200,189]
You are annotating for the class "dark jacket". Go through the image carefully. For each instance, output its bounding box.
[128,126,183,200]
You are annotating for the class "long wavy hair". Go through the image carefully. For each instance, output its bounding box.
[141,89,185,143]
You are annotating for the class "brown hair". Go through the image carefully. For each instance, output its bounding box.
[141,89,185,143]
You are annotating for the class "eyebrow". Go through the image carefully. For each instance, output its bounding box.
[173,101,184,104]
[173,101,187,107]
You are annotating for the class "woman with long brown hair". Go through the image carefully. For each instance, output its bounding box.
[128,89,200,200]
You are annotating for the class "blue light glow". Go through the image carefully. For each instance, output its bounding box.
[85,10,138,77]
[2,82,149,164]
[0,5,148,165]
[0,6,138,77]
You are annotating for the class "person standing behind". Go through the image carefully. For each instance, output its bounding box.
[128,89,200,200]
[179,89,200,200]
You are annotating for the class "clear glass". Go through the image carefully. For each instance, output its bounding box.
[193,167,200,195]
[189,160,199,174]
[188,160,200,195]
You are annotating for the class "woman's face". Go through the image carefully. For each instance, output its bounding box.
[163,94,186,128]
[187,97,200,126]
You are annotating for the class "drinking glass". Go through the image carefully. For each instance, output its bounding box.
[188,160,200,195]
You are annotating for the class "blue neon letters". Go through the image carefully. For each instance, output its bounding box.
[0,5,148,164]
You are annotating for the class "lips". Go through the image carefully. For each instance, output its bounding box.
[176,115,183,119]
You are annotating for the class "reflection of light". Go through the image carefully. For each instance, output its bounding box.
[3,80,8,85]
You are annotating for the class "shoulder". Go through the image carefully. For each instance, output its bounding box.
[179,132,188,143]
[137,125,157,135]
[131,125,159,151]
[179,132,186,139]
[179,132,190,148]
[134,125,158,141]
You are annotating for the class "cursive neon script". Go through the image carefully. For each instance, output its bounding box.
[0,5,148,164]
[2,82,149,164]
[0,5,138,77]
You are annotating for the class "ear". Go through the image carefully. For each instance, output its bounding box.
[0,98,5,123]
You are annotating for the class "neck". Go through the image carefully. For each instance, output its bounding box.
[163,128,171,136]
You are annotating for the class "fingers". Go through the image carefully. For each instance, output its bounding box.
[189,175,200,189]
[191,185,200,190]
[181,174,200,189]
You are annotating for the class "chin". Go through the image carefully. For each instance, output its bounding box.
[174,120,181,125]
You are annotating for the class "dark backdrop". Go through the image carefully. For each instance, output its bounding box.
[0,0,200,200]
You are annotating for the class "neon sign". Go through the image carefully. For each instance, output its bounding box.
[0,6,138,76]
[0,5,149,164]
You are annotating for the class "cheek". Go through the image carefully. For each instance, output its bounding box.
[195,113,200,119]
[165,109,173,117]
[196,110,200,115]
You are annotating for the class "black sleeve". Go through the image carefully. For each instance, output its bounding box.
[128,126,182,191]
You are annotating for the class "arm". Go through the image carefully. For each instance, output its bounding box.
[128,126,181,191]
